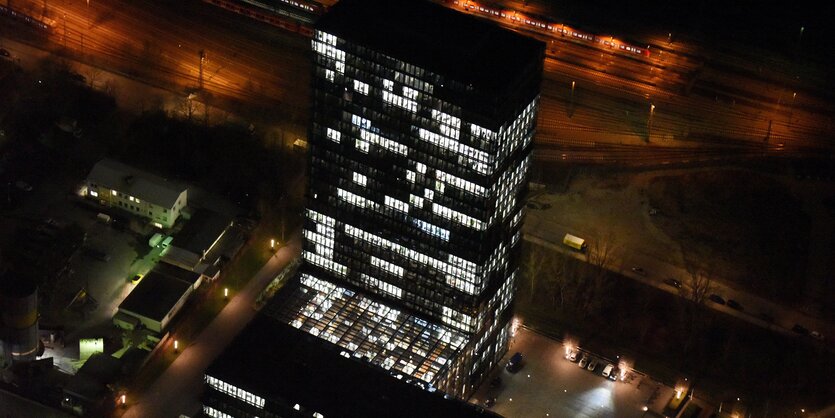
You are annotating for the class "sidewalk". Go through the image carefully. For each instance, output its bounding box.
[121,233,301,418]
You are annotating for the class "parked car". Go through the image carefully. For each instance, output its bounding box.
[14,180,33,192]
[0,48,10,57]
[484,397,496,408]
[726,299,743,311]
[83,247,111,262]
[578,354,590,369]
[631,267,647,276]
[567,350,579,362]
[505,352,523,373]
[792,324,809,335]
[663,278,682,289]
[586,358,600,372]
[708,294,726,305]
[810,331,825,341]
[602,363,616,379]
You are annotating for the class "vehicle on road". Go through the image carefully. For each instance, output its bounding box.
[726,299,743,311]
[506,352,523,373]
[810,331,824,341]
[578,354,590,369]
[792,324,809,335]
[0,48,10,57]
[130,274,143,285]
[757,312,775,323]
[484,397,496,408]
[708,294,726,305]
[631,267,647,276]
[662,278,682,289]
[526,200,551,210]
[602,363,616,379]
[586,358,600,372]
[563,233,587,252]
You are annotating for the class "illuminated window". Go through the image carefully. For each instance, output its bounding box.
[326,128,341,143]
[325,69,335,82]
[353,172,367,186]
[353,80,369,95]
[90,190,98,197]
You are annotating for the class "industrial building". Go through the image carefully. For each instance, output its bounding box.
[85,158,188,229]
[0,274,40,364]
[114,263,200,334]
[204,0,542,415]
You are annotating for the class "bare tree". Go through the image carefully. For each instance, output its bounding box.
[683,267,715,305]
[522,242,552,302]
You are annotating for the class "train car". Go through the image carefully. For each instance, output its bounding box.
[449,0,649,57]
[0,5,56,33]
[236,0,324,24]
[202,0,314,36]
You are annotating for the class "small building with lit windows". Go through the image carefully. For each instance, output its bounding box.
[84,158,188,228]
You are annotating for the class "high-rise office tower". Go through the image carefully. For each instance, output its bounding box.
[272,0,544,398]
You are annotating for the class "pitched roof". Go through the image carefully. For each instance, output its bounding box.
[87,159,186,208]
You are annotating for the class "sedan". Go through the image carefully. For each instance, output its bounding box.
[566,350,579,362]
[708,294,726,305]
[586,358,600,372]
[0,48,10,57]
[663,278,682,289]
[631,267,647,277]
[578,355,590,369]
[726,299,743,311]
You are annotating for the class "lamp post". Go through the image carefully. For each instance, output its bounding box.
[569,81,575,117]
[647,103,655,142]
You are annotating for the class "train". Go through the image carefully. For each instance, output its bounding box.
[450,0,650,57]
[201,0,317,36]
[0,5,56,33]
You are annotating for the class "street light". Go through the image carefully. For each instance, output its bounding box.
[173,339,179,352]
[224,287,229,300]
[647,103,655,141]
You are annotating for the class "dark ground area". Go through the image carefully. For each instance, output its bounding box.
[646,169,811,306]
[515,242,834,416]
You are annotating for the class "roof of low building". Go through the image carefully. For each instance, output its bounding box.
[154,261,202,286]
[87,159,186,208]
[206,314,501,418]
[118,271,191,323]
[172,209,232,256]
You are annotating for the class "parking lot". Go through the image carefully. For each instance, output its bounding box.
[473,328,677,418]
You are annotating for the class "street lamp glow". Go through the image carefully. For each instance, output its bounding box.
[224,287,229,298]
[270,238,276,249]
[173,339,179,351]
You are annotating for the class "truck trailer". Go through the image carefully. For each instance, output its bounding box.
[563,233,587,252]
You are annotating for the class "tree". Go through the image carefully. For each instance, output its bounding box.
[522,242,553,302]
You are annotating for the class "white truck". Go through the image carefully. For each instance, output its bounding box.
[563,233,587,252]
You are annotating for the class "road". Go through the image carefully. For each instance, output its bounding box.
[523,211,835,351]
[120,234,301,418]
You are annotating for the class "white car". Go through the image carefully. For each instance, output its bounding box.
[602,363,615,379]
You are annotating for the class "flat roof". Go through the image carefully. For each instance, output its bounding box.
[172,209,232,255]
[154,261,202,286]
[207,314,501,418]
[118,271,191,322]
[316,0,544,91]
[87,158,186,208]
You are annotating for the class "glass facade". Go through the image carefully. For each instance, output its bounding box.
[289,23,541,397]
